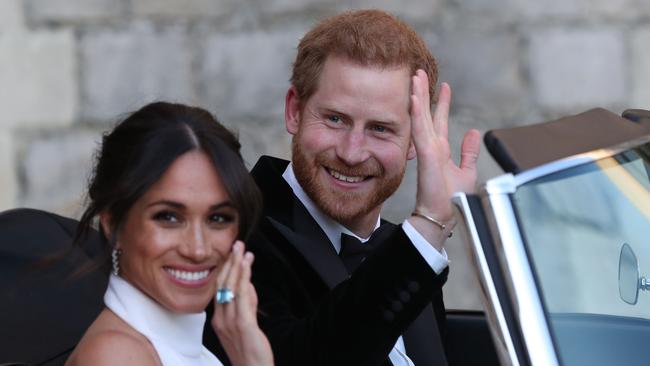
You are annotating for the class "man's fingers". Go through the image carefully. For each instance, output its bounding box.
[433,82,451,139]
[410,70,435,151]
[459,129,481,172]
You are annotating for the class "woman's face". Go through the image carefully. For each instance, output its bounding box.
[110,150,239,313]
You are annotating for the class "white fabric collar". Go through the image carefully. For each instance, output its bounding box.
[282,162,381,253]
[104,274,222,366]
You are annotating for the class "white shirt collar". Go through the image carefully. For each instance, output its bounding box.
[282,162,380,253]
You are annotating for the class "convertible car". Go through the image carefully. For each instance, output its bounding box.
[453,108,650,365]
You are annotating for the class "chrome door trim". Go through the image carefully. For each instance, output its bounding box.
[481,190,560,366]
[453,193,520,366]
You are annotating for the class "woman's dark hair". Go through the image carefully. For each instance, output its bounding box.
[74,102,262,258]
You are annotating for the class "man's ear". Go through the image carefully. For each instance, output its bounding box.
[285,86,301,135]
[407,140,416,160]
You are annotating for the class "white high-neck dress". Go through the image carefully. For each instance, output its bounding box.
[104,274,223,366]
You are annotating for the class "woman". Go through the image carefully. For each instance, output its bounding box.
[66,102,273,365]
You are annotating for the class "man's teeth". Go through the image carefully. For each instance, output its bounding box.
[329,169,364,183]
[165,268,210,281]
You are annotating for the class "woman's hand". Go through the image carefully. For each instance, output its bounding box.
[212,241,274,366]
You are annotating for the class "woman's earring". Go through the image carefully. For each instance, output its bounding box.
[112,248,122,276]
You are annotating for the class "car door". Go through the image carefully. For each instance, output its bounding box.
[453,108,650,366]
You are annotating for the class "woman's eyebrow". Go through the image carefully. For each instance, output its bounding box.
[146,200,235,210]
[147,200,185,209]
[209,201,235,210]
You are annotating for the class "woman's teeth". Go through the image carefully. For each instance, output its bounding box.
[165,268,210,281]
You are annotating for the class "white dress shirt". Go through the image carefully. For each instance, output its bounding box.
[283,163,449,366]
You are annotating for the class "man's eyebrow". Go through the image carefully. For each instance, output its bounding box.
[319,107,351,119]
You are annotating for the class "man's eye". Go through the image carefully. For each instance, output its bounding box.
[370,125,387,133]
[153,211,179,223]
[327,115,341,123]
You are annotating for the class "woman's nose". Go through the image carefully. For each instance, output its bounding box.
[180,223,211,261]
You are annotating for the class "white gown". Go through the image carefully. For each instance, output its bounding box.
[104,274,223,366]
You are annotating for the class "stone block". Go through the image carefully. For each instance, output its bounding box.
[224,118,292,170]
[0,0,25,31]
[522,0,635,20]
[199,28,302,123]
[80,22,196,122]
[131,0,235,18]
[431,30,525,123]
[631,27,650,109]
[341,0,443,23]
[447,0,521,25]
[20,132,98,217]
[255,0,337,15]
[0,29,77,128]
[630,0,650,17]
[528,28,626,112]
[25,0,124,24]
[0,131,17,211]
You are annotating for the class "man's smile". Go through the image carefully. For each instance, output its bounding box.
[326,167,367,183]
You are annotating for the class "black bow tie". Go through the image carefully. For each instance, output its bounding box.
[340,233,375,273]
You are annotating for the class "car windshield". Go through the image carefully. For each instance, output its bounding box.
[512,142,650,366]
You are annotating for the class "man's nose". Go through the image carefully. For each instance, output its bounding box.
[335,128,370,166]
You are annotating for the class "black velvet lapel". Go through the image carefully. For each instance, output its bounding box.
[267,217,348,289]
[251,156,348,289]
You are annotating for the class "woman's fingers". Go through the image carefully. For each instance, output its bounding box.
[215,243,235,290]
[222,241,244,319]
[213,241,242,319]
[237,253,256,316]
[212,243,274,366]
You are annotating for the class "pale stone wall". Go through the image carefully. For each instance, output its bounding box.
[1,0,649,309]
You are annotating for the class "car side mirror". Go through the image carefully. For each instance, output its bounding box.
[618,243,649,305]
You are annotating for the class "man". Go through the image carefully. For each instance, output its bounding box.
[207,9,480,366]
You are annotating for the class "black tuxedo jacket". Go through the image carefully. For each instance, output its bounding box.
[206,156,449,365]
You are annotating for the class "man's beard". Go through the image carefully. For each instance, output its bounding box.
[291,136,405,225]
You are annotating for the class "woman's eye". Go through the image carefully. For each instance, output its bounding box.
[153,211,179,223]
[209,213,234,224]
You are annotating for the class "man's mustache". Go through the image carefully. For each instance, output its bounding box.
[314,154,384,177]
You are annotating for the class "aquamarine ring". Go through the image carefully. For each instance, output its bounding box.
[216,288,235,304]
